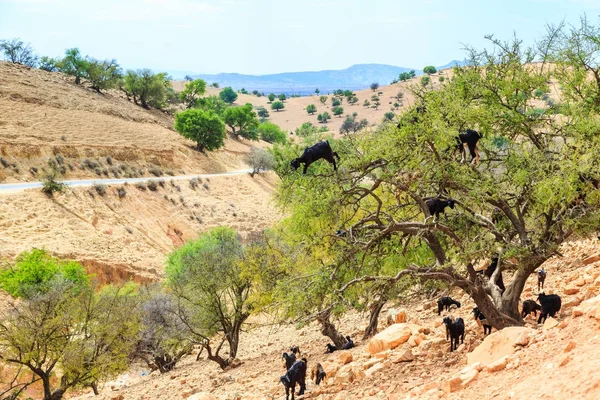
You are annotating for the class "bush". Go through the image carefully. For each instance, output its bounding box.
[219,87,238,104]
[93,183,107,196]
[189,177,200,189]
[257,122,287,144]
[295,122,318,137]
[267,93,276,102]
[317,112,331,123]
[0,249,89,298]
[423,65,437,74]
[333,106,344,117]
[331,98,341,107]
[135,182,147,191]
[306,104,317,115]
[175,109,226,152]
[117,187,127,198]
[271,101,285,111]
[148,167,163,177]
[41,169,66,196]
[370,82,379,91]
[421,76,431,86]
[383,112,395,121]
[246,148,276,177]
[147,181,158,191]
[278,94,286,102]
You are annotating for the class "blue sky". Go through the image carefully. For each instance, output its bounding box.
[1,0,599,75]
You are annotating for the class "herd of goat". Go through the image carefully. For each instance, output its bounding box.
[281,131,563,399]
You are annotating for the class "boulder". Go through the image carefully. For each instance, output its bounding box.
[486,356,509,372]
[467,327,536,365]
[391,349,415,363]
[441,377,463,393]
[366,323,412,355]
[334,365,354,384]
[460,369,479,387]
[580,294,600,315]
[365,363,385,377]
[572,307,584,317]
[338,351,353,364]
[543,317,559,330]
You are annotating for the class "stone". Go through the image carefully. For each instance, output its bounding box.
[441,377,463,393]
[564,341,576,352]
[559,355,572,367]
[573,307,584,317]
[366,323,412,355]
[352,366,366,381]
[460,369,479,387]
[338,350,353,364]
[363,358,383,369]
[580,295,600,315]
[365,363,385,377]
[583,254,600,265]
[563,296,584,308]
[564,286,580,295]
[374,351,389,359]
[574,277,586,287]
[543,317,559,330]
[515,329,534,346]
[487,356,509,372]
[558,320,569,329]
[391,349,415,363]
[467,327,535,365]
[334,365,354,384]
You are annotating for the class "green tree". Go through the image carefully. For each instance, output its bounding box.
[219,86,238,104]
[348,95,358,105]
[246,147,277,177]
[257,121,286,144]
[174,108,226,152]
[257,107,270,120]
[333,106,344,117]
[166,227,251,369]
[0,249,89,298]
[178,79,207,109]
[39,56,60,72]
[420,75,430,86]
[319,95,328,106]
[196,95,229,116]
[268,93,276,102]
[222,103,259,140]
[363,99,370,107]
[0,280,140,400]
[295,122,318,137]
[0,38,37,67]
[383,111,395,121]
[306,104,317,115]
[271,101,285,111]
[398,72,411,81]
[84,58,122,93]
[278,93,287,102]
[121,69,171,109]
[60,48,88,84]
[340,114,368,134]
[370,82,379,91]
[315,88,320,95]
[423,65,437,74]
[317,112,331,123]
[331,98,341,107]
[211,82,219,88]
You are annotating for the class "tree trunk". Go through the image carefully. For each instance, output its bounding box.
[317,315,347,348]
[48,388,66,400]
[196,143,205,152]
[90,381,99,396]
[363,298,387,340]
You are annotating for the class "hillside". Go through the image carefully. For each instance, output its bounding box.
[0,61,280,281]
[70,236,600,400]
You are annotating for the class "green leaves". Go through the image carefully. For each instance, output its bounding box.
[174,108,226,151]
[179,79,207,109]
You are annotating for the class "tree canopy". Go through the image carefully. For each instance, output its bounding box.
[222,103,260,140]
[271,101,285,111]
[0,38,38,67]
[257,121,287,144]
[219,86,238,104]
[423,65,437,74]
[179,79,207,108]
[175,108,226,152]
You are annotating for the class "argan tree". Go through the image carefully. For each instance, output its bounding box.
[0,38,37,66]
[60,48,88,84]
[222,103,259,140]
[370,82,379,91]
[179,79,207,109]
[219,86,238,104]
[317,112,331,123]
[423,65,437,74]
[306,104,317,115]
[175,108,226,152]
[84,58,122,93]
[271,101,285,111]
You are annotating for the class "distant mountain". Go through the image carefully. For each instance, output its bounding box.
[435,59,468,71]
[184,61,462,96]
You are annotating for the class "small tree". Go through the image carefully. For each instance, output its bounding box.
[363,99,371,107]
[395,91,404,101]
[39,56,60,72]
[317,112,331,123]
[340,115,368,134]
[331,98,341,107]
[370,82,379,91]
[222,103,259,140]
[278,93,287,102]
[257,107,270,120]
[421,75,431,87]
[121,69,171,109]
[41,167,66,196]
[219,87,238,104]
[383,111,395,121]
[271,101,285,111]
[319,95,328,106]
[423,65,437,75]
[306,104,317,115]
[0,38,37,67]
[295,122,318,137]
[333,106,344,117]
[166,227,251,369]
[211,82,219,88]
[60,48,88,84]
[257,121,286,144]
[174,109,226,152]
[84,58,122,93]
[246,147,276,177]
[398,72,411,81]
[178,79,207,108]
[184,75,193,82]
[315,88,320,95]
[268,93,276,102]
[348,95,358,105]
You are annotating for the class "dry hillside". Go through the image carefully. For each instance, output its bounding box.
[70,236,600,400]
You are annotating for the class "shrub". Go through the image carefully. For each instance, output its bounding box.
[317,112,331,123]
[333,106,344,117]
[246,148,276,177]
[117,187,127,198]
[370,82,379,91]
[219,87,238,104]
[306,104,317,115]
[189,177,200,189]
[267,93,276,102]
[257,122,286,144]
[421,76,430,86]
[0,248,89,298]
[147,181,158,191]
[0,157,10,168]
[148,167,163,177]
[383,112,395,121]
[93,183,107,196]
[41,169,66,196]
[106,156,113,165]
[165,169,175,176]
[271,101,285,111]
[295,122,318,137]
[135,182,147,191]
[331,98,341,107]
[423,65,437,74]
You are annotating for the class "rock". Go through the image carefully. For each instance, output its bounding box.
[564,286,580,295]
[487,356,509,372]
[374,351,389,359]
[187,394,216,400]
[563,296,583,308]
[583,254,600,265]
[386,308,407,325]
[441,377,463,393]
[580,294,600,315]
[352,366,366,381]
[560,355,572,367]
[558,320,569,329]
[573,307,584,317]
[366,323,412,355]
[365,363,385,377]
[391,349,415,363]
[574,277,586,287]
[363,358,383,369]
[543,317,559,330]
[467,327,536,365]
[564,341,577,352]
[334,365,354,384]
[515,329,534,346]
[460,369,479,387]
[338,351,353,364]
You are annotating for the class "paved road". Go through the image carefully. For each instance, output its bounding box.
[0,169,254,194]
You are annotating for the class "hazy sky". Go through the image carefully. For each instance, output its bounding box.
[1,0,599,75]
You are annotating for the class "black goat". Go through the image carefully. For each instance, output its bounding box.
[290,345,301,356]
[280,358,307,400]
[311,362,327,386]
[437,296,461,315]
[483,254,506,294]
[342,336,354,350]
[282,351,296,370]
[537,293,561,324]
[472,307,492,335]
[325,343,338,353]
[521,299,542,319]
[290,140,340,174]
[455,129,481,165]
[537,269,547,291]
[424,197,456,219]
[443,316,465,352]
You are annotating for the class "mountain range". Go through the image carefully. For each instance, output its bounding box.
[177,60,466,95]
